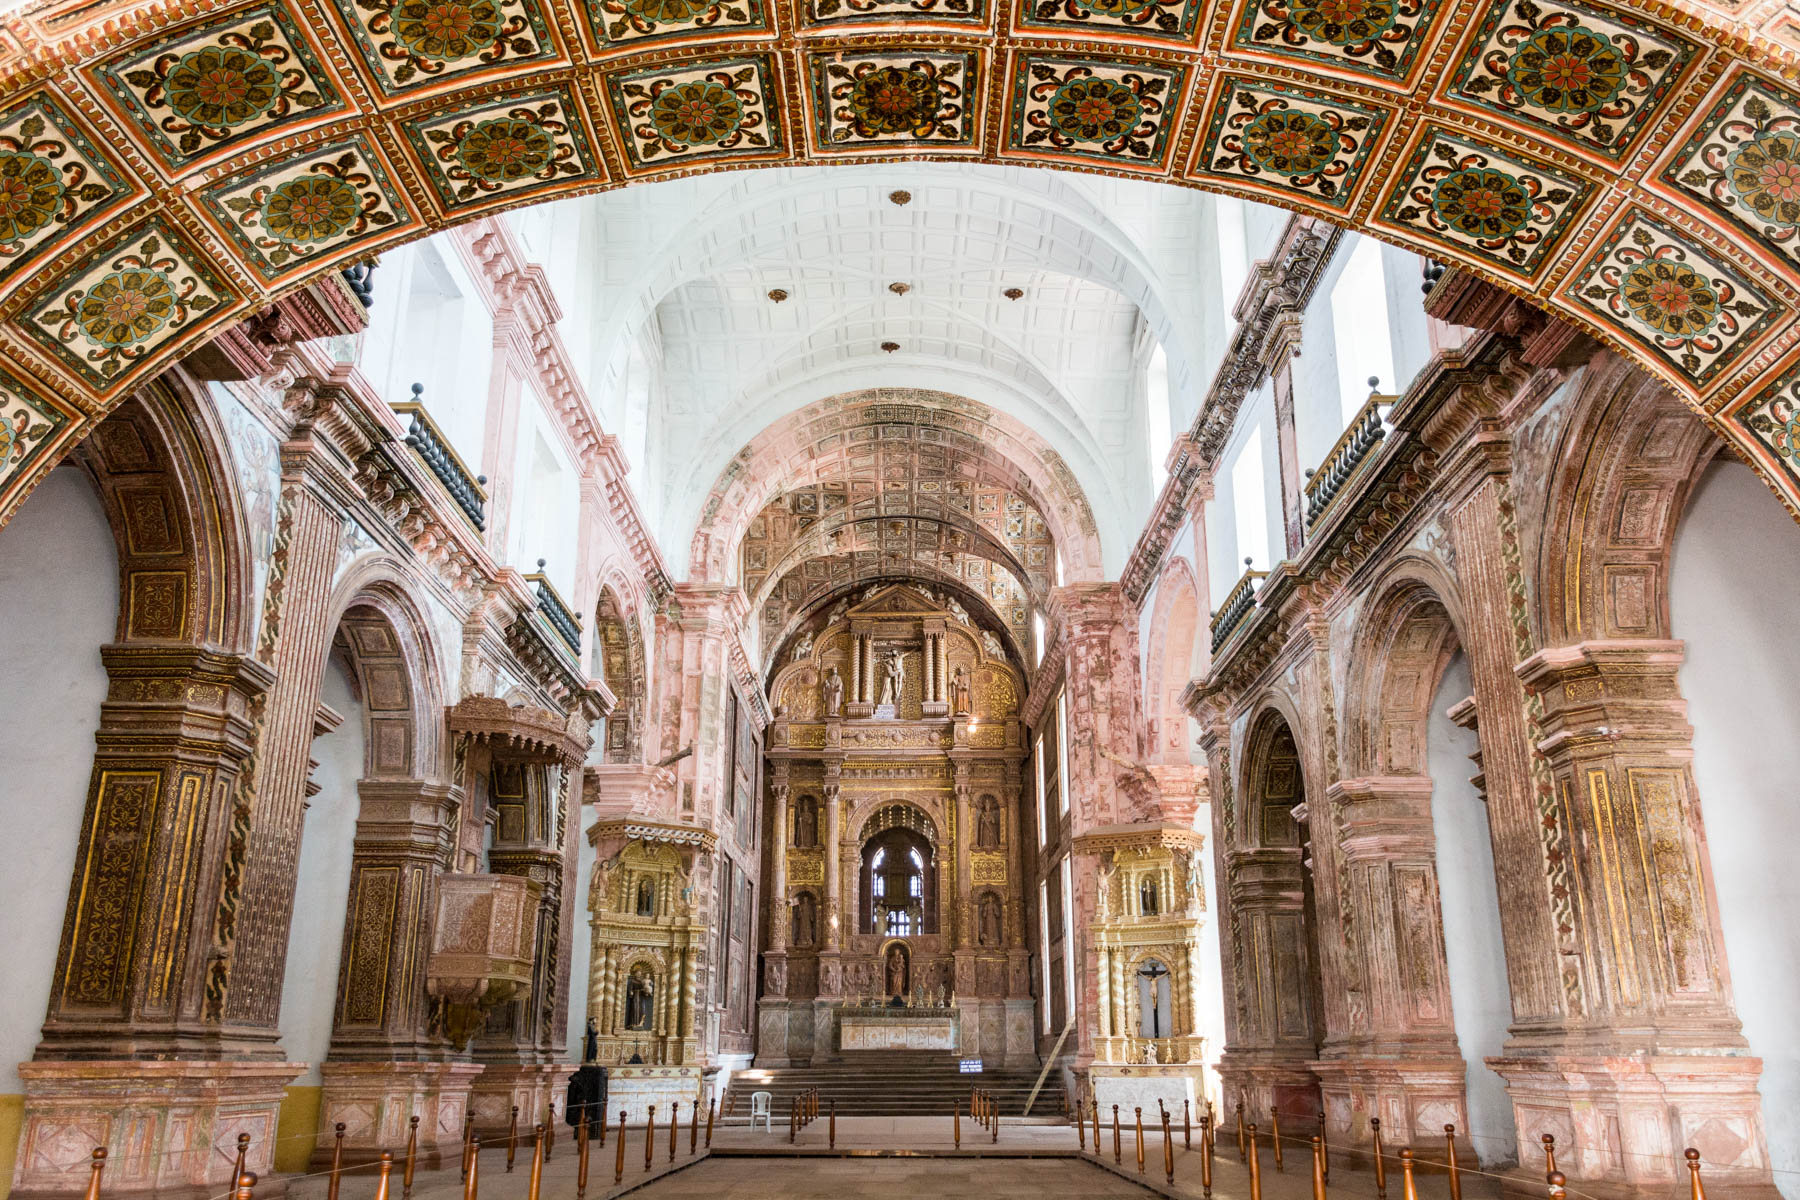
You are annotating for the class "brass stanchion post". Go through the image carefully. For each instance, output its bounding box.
[1076,1097,1084,1152]
[992,1094,999,1145]
[1542,1134,1557,1178]
[1548,1171,1567,1200]
[645,1105,656,1172]
[374,1151,392,1200]
[507,1107,518,1173]
[527,1127,543,1200]
[706,1098,715,1148]
[1184,1099,1191,1150]
[1135,1107,1145,1174]
[1200,1117,1213,1200]
[463,1138,480,1200]
[544,1104,554,1163]
[1207,1100,1217,1153]
[790,1097,797,1144]
[669,1101,678,1163]
[829,1100,836,1149]
[234,1170,257,1200]
[1401,1148,1419,1200]
[954,1100,961,1150]
[1247,1124,1262,1200]
[1092,1098,1100,1152]
[403,1115,418,1200]
[576,1116,591,1200]
[82,1148,105,1200]
[460,1113,473,1182]
[1311,1136,1326,1200]
[1163,1109,1174,1185]
[1236,1102,1247,1163]
[1687,1148,1707,1200]
[230,1133,249,1197]
[1113,1105,1122,1165]
[1272,1106,1284,1172]
[614,1113,626,1185]
[1318,1110,1329,1183]
[328,1122,346,1200]
[1371,1117,1387,1200]
[1446,1125,1461,1200]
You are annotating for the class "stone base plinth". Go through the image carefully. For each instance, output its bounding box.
[603,1067,702,1126]
[1311,1054,1472,1163]
[312,1061,483,1170]
[1090,1064,1204,1129]
[468,1064,563,1145]
[1217,1053,1321,1139]
[1488,1052,1778,1198]
[12,1059,303,1200]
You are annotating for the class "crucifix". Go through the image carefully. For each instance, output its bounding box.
[1137,959,1172,1039]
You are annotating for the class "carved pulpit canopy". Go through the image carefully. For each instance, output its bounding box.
[448,694,590,766]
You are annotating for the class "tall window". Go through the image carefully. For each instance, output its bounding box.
[1216,197,1250,304]
[1146,343,1173,487]
[1329,238,1397,423]
[1231,426,1270,572]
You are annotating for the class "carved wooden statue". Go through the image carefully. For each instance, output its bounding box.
[624,967,654,1030]
[978,894,1002,947]
[976,796,1001,849]
[951,665,971,715]
[885,944,908,1000]
[822,666,844,716]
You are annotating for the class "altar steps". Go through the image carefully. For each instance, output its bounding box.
[722,1053,1065,1119]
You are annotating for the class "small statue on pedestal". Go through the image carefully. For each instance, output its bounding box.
[823,666,844,717]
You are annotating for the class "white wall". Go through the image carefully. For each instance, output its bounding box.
[568,803,597,1063]
[278,654,364,1083]
[1427,650,1516,1165]
[0,468,116,1096]
[1671,460,1800,1199]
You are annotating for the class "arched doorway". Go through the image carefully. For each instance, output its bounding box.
[859,812,940,938]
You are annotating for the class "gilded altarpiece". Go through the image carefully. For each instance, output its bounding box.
[756,586,1036,1066]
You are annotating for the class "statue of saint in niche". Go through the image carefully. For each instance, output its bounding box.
[635,879,656,917]
[976,796,1001,849]
[877,648,905,707]
[885,943,909,1002]
[950,666,972,715]
[624,966,654,1031]
[793,892,817,947]
[978,894,1002,947]
[822,666,844,717]
[794,796,819,849]
[1139,876,1160,917]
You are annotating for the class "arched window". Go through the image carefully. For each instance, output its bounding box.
[1329,238,1397,424]
[861,828,936,935]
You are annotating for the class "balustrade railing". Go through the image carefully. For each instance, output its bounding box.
[342,261,376,308]
[525,560,582,654]
[393,383,486,531]
[1209,559,1267,653]
[1304,386,1394,530]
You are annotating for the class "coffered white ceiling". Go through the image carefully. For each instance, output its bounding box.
[531,162,1250,579]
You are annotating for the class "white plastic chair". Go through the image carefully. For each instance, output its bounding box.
[750,1091,773,1132]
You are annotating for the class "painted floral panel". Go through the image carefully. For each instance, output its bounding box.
[1190,76,1387,210]
[583,0,767,50]
[607,55,783,170]
[0,93,135,294]
[22,218,235,389]
[1006,54,1185,169]
[1445,0,1699,162]
[200,134,413,280]
[1229,0,1440,83]
[403,84,601,209]
[91,5,344,171]
[801,0,985,28]
[1662,73,1800,274]
[1379,127,1591,276]
[1565,209,1780,387]
[327,0,559,98]
[808,51,979,150]
[1734,366,1800,490]
[0,364,74,494]
[1019,0,1205,44]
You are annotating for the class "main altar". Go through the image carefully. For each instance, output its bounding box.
[755,585,1036,1067]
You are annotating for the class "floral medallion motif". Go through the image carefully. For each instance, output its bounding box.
[0,367,71,494]
[1191,76,1387,208]
[1731,362,1800,490]
[333,0,555,97]
[405,86,600,208]
[803,0,981,27]
[1020,0,1203,43]
[1231,0,1434,81]
[584,0,764,50]
[201,135,411,279]
[92,6,342,170]
[1663,73,1800,271]
[0,95,133,291]
[811,53,976,149]
[1010,56,1184,168]
[1447,0,1698,161]
[1565,210,1779,387]
[23,220,233,389]
[608,56,781,170]
[1378,128,1590,275]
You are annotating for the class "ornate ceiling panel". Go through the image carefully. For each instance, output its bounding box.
[6,0,1800,529]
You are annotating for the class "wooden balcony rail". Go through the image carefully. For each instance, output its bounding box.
[393,384,487,532]
[1209,560,1268,653]
[524,560,582,654]
[1304,386,1395,531]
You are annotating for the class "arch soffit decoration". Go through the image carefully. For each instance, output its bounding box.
[689,389,1102,586]
[1338,559,1468,779]
[749,510,1042,610]
[324,561,448,780]
[1237,698,1310,852]
[855,799,941,847]
[1143,555,1202,762]
[13,0,1800,537]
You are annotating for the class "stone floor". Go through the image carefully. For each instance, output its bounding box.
[619,1157,1155,1197]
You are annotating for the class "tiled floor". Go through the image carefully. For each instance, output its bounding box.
[620,1157,1156,1197]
